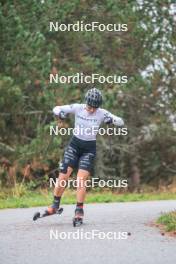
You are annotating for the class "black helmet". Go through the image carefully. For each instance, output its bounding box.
[85,88,103,108]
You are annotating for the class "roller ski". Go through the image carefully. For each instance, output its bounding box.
[33,206,63,221]
[73,207,84,227]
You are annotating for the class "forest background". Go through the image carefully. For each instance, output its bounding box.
[0,0,176,206]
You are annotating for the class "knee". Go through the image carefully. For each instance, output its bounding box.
[58,173,69,182]
[58,166,72,180]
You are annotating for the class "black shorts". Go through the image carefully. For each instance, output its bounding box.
[59,136,96,174]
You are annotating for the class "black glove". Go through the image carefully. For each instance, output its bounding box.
[58,111,67,120]
[104,116,113,124]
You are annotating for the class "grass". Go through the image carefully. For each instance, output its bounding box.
[0,188,176,209]
[157,211,176,232]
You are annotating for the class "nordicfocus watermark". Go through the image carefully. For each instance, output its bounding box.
[50,73,127,84]
[50,125,128,136]
[49,21,128,32]
[50,178,128,189]
[50,229,128,240]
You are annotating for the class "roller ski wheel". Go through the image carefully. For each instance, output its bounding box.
[33,207,63,221]
[73,207,84,227]
[73,217,83,227]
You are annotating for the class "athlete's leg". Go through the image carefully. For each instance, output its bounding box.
[54,166,73,197]
[73,169,90,220]
[47,166,73,214]
[75,151,95,217]
[50,140,78,211]
[76,169,90,203]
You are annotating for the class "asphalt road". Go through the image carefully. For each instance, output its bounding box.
[0,200,176,264]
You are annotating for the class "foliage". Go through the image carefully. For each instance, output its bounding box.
[0,188,176,209]
[157,211,176,232]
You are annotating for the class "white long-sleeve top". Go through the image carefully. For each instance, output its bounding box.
[53,104,124,141]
